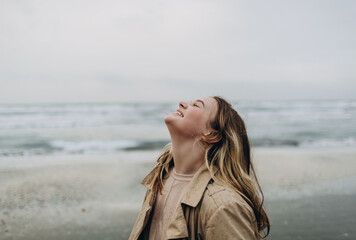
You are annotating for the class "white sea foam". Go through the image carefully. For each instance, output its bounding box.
[299,137,356,149]
[50,139,139,154]
[0,100,355,158]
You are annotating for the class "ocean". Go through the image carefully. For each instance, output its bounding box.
[1,99,355,158]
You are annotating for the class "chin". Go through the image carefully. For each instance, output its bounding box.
[164,114,174,125]
[164,114,181,132]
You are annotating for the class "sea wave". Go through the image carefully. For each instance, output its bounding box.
[0,139,169,157]
[1,137,355,158]
[1,100,355,158]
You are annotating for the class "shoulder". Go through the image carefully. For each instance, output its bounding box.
[198,181,259,239]
[203,181,254,215]
[199,181,257,227]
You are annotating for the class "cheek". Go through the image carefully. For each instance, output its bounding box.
[185,110,209,132]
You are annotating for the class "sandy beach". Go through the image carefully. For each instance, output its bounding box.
[1,148,356,240]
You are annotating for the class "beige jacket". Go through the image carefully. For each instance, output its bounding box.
[129,163,259,240]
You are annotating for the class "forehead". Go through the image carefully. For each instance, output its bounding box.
[196,97,218,119]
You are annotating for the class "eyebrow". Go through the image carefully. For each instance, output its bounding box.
[196,99,205,108]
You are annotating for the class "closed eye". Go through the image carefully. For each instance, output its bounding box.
[191,100,203,108]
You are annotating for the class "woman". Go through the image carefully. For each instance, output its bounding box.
[129,96,270,240]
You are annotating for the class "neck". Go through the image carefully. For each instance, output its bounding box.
[170,134,205,175]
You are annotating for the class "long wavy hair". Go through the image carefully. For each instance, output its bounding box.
[142,96,270,239]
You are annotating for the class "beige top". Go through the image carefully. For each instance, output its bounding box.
[148,166,194,240]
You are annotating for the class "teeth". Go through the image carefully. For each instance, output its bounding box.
[175,111,183,117]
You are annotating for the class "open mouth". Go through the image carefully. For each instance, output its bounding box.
[175,110,184,117]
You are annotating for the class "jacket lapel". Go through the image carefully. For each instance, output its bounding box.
[135,162,214,240]
[180,162,213,207]
[165,163,213,239]
[165,204,189,239]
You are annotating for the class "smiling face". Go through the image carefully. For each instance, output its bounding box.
[164,97,219,139]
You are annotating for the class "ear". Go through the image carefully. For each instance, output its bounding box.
[202,130,222,144]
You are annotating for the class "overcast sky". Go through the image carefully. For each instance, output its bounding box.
[1,0,355,103]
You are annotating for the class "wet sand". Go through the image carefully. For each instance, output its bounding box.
[1,148,356,240]
[266,194,356,240]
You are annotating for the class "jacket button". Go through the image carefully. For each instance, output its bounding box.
[209,179,214,184]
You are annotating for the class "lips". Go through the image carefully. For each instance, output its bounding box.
[176,109,184,117]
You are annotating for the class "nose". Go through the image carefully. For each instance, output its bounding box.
[179,101,188,109]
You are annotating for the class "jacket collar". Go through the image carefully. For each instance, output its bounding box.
[142,162,213,207]
[140,162,213,239]
[180,162,212,207]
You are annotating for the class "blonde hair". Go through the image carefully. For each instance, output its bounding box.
[142,96,270,239]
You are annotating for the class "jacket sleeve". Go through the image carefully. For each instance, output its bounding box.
[205,201,258,240]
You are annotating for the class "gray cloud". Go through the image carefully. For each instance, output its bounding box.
[1,0,355,103]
